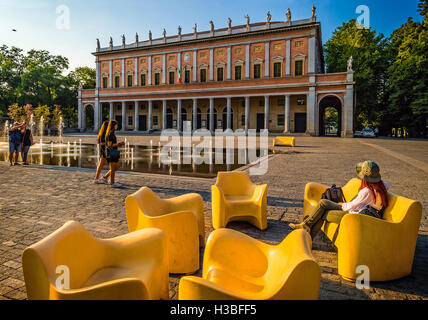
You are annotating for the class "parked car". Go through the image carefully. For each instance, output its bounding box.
[355,127,376,138]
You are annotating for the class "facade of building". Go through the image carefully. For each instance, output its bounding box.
[78,11,355,136]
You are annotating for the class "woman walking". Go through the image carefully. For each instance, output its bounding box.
[290,160,389,239]
[102,120,124,188]
[93,120,110,184]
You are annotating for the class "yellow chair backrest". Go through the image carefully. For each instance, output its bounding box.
[127,187,169,217]
[341,178,361,202]
[215,171,255,196]
[22,221,106,299]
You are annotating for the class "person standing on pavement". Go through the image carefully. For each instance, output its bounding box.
[8,122,23,166]
[21,122,33,165]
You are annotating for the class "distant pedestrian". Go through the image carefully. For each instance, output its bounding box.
[374,127,379,138]
[103,120,125,188]
[8,122,23,166]
[20,122,33,165]
[93,120,110,184]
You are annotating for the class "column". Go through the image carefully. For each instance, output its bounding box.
[306,88,316,136]
[227,47,231,80]
[121,58,125,87]
[286,40,291,75]
[245,44,250,78]
[148,56,152,85]
[193,50,197,82]
[94,98,100,131]
[245,97,250,132]
[134,57,138,86]
[162,54,166,84]
[192,98,197,130]
[209,98,214,132]
[148,100,153,131]
[78,98,82,130]
[109,102,113,121]
[265,42,270,77]
[308,37,315,74]
[177,99,182,132]
[121,101,126,131]
[134,101,139,131]
[284,95,290,133]
[109,60,113,87]
[209,49,214,81]
[226,97,232,130]
[162,99,167,130]
[344,84,354,137]
[82,105,86,130]
[264,96,269,131]
[95,61,101,88]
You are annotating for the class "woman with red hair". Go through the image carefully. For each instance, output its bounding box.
[290,161,389,239]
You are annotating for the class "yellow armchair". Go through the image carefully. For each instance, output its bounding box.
[179,228,321,300]
[211,171,267,230]
[273,136,295,147]
[22,221,169,300]
[125,186,205,274]
[303,178,423,281]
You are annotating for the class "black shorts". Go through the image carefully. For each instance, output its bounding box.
[100,146,106,158]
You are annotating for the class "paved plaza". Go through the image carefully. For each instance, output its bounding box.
[0,135,427,300]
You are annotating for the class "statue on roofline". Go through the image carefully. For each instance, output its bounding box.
[347,56,353,72]
[209,20,214,32]
[193,23,197,33]
[286,8,291,22]
[178,25,182,36]
[245,14,250,26]
[122,34,125,46]
[163,28,166,38]
[149,30,152,40]
[312,5,316,18]
[96,38,100,49]
[109,36,113,48]
[227,17,232,29]
[266,11,271,23]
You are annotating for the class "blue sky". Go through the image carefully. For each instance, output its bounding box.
[0,0,422,71]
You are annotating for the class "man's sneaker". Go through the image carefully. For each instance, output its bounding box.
[23,162,29,166]
[110,182,122,188]
[93,178,105,184]
[14,163,21,166]
[9,163,14,167]
[100,177,108,184]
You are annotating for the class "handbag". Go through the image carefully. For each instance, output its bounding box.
[106,147,120,162]
[321,184,345,203]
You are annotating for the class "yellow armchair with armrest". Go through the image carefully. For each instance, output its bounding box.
[211,171,267,230]
[22,220,169,300]
[125,186,205,274]
[273,136,295,147]
[178,228,321,300]
[303,178,422,281]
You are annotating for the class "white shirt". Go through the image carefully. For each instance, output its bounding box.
[341,182,389,213]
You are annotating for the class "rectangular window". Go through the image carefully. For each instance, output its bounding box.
[114,76,120,88]
[273,62,282,77]
[295,60,303,76]
[153,116,158,126]
[254,64,261,79]
[277,114,285,126]
[185,70,190,83]
[169,71,175,84]
[235,66,242,80]
[127,75,133,87]
[154,73,160,85]
[140,74,146,86]
[128,116,133,125]
[200,69,207,82]
[278,98,285,106]
[241,115,245,126]
[217,67,223,81]
[102,77,107,88]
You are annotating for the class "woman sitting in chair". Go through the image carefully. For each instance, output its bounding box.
[290,160,389,239]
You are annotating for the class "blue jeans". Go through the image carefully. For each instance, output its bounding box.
[22,145,31,163]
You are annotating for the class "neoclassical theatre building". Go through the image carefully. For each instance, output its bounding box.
[78,9,355,136]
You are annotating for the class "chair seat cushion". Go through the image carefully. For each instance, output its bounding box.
[83,265,153,288]
[205,267,264,295]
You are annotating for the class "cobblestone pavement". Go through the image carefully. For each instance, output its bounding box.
[0,136,427,300]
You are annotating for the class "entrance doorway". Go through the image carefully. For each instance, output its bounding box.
[138,115,147,131]
[256,113,265,131]
[319,96,342,137]
[294,113,307,133]
[115,115,122,131]
[166,108,173,129]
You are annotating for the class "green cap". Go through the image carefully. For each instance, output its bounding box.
[356,160,381,183]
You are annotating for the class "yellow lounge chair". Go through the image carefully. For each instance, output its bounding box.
[178,228,321,300]
[304,178,422,281]
[211,171,267,230]
[125,186,205,274]
[22,221,169,300]
[273,136,295,147]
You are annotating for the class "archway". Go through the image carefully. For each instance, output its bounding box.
[102,103,109,123]
[222,107,234,130]
[179,108,187,129]
[319,96,342,137]
[84,105,94,131]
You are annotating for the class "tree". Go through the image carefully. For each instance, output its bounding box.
[324,20,389,131]
[69,67,96,89]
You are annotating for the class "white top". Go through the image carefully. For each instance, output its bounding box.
[341,182,389,213]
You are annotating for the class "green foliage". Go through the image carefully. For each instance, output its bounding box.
[0,46,95,127]
[34,105,51,123]
[51,105,63,128]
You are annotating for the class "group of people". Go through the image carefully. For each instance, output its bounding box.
[92,120,125,188]
[8,121,34,166]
